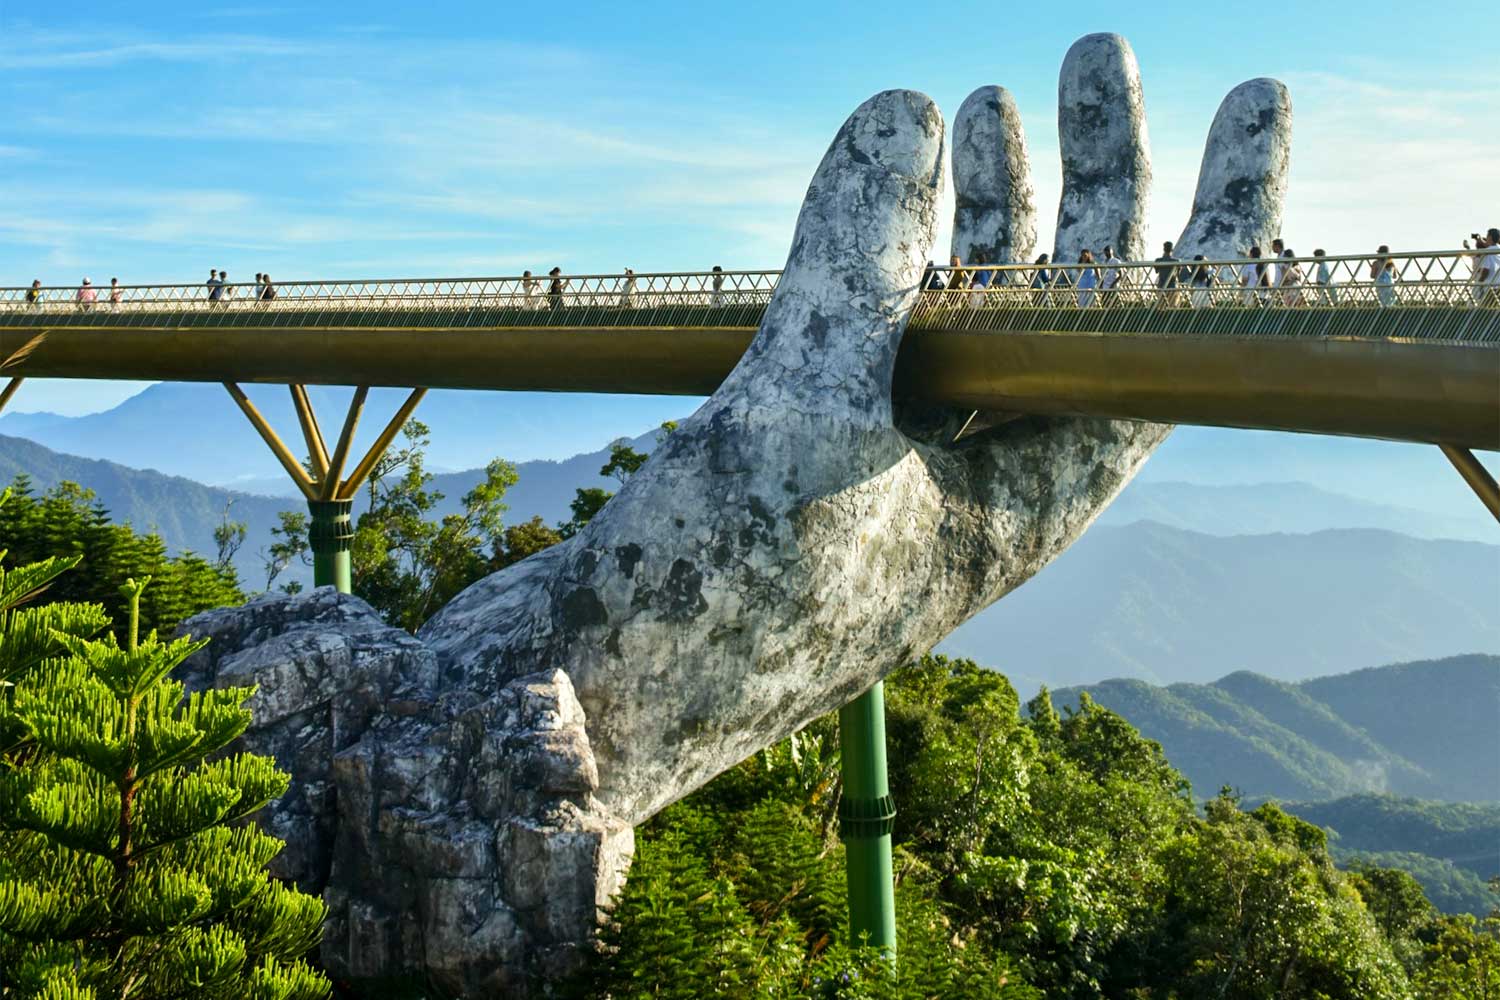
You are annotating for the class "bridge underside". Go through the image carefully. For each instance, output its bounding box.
[4,318,1496,450]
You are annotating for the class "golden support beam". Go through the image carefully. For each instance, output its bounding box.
[1439,444,1500,523]
[223,382,317,500]
[289,384,331,481]
[0,377,23,415]
[337,387,428,500]
[322,386,369,502]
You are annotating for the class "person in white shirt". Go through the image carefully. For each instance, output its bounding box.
[1239,247,1264,306]
[1099,244,1122,302]
[1270,238,1286,292]
[1481,228,1500,305]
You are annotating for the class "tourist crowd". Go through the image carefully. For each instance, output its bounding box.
[922,227,1500,308]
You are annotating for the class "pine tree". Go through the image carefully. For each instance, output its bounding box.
[0,573,329,1000]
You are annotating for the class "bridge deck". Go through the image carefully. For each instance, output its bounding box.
[3,254,1497,449]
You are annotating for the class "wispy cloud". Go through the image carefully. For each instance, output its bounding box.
[0,32,321,70]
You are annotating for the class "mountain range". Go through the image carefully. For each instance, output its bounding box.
[1051,654,1499,803]
[4,383,1496,521]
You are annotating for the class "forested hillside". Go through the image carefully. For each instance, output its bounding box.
[948,528,1499,689]
[1278,795,1500,915]
[1054,655,1498,803]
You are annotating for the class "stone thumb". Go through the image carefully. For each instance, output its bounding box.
[716,89,945,421]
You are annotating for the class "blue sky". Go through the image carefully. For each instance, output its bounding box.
[1,2,1495,418]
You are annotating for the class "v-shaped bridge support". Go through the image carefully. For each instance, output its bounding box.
[224,382,427,593]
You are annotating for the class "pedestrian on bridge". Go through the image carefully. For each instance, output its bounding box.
[1474,229,1500,305]
[1100,245,1123,301]
[1155,241,1182,307]
[1278,249,1305,306]
[547,267,565,310]
[1075,249,1100,308]
[967,251,993,307]
[1312,250,1337,305]
[76,278,97,310]
[1189,255,1214,309]
[922,261,946,291]
[109,278,123,306]
[1270,238,1286,289]
[947,254,969,293]
[207,269,224,303]
[521,270,539,309]
[260,275,277,302]
[619,268,637,309]
[1372,246,1397,307]
[1239,247,1266,306]
[1029,254,1052,305]
[25,280,41,306]
[711,265,725,308]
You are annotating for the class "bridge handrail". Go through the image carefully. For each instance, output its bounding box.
[1,251,1495,348]
[3,250,1496,300]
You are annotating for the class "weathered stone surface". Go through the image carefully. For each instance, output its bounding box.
[1054,33,1152,262]
[952,85,1036,266]
[181,596,630,996]
[176,37,1294,997]
[1175,78,1292,256]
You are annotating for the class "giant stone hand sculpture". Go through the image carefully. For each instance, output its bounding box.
[179,33,1290,997]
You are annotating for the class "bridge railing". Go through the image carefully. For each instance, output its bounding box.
[2,251,1495,341]
[911,250,1500,341]
[0,270,782,328]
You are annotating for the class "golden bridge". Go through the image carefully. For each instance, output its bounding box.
[2,250,1497,542]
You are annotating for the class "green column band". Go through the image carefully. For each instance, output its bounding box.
[307,499,355,594]
[838,793,897,839]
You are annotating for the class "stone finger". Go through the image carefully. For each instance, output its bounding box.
[1175,78,1293,257]
[951,85,1037,268]
[1053,33,1151,262]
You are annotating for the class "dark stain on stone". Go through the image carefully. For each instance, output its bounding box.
[560,586,607,634]
[1222,177,1256,214]
[807,310,830,348]
[674,517,686,529]
[1245,106,1275,136]
[844,127,873,166]
[630,583,654,611]
[661,559,708,622]
[577,549,599,578]
[605,628,622,656]
[1071,101,1110,133]
[615,543,642,578]
[737,495,777,551]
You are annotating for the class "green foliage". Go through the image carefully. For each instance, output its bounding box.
[211,502,247,575]
[582,653,1500,999]
[0,479,241,640]
[0,559,328,999]
[261,511,310,594]
[351,421,519,631]
[559,422,674,539]
[1343,850,1498,918]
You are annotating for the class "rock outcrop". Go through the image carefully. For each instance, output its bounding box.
[179,33,1292,997]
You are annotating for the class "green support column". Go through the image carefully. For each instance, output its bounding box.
[838,681,897,960]
[307,499,354,594]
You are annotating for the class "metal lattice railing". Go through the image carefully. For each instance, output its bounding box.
[2,250,1497,342]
